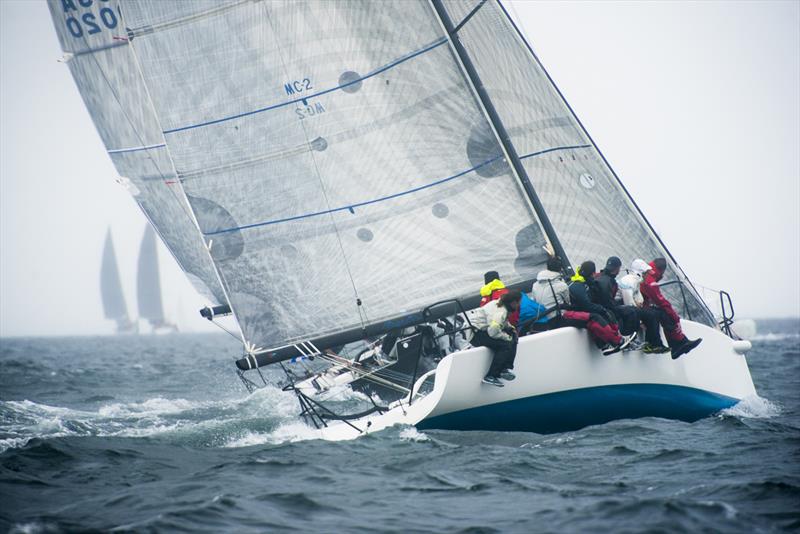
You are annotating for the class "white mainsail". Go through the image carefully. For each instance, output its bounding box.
[118,0,553,353]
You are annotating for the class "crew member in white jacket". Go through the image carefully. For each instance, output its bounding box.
[470,291,522,387]
[618,259,669,353]
[531,256,570,319]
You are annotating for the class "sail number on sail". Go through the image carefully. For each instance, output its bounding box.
[60,0,119,39]
[285,78,327,120]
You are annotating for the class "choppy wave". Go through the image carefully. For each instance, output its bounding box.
[0,387,305,453]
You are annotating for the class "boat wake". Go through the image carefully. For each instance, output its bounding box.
[0,386,324,453]
[720,395,782,419]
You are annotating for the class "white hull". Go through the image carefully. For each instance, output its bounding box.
[317,320,756,440]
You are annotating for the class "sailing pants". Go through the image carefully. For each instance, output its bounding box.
[648,306,686,344]
[635,307,665,346]
[562,311,622,346]
[471,329,517,377]
[613,305,640,336]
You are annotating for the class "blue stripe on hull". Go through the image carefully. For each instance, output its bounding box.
[416,384,738,434]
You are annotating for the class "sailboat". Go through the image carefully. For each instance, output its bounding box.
[100,228,137,334]
[137,225,178,333]
[50,0,756,440]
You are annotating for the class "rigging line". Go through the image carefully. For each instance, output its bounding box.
[65,13,205,247]
[313,353,411,394]
[162,37,448,134]
[261,6,367,329]
[452,0,487,34]
[203,143,589,236]
[209,317,246,343]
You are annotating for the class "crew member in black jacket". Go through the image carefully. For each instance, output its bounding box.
[593,256,640,337]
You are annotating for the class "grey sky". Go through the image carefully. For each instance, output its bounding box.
[1,0,798,337]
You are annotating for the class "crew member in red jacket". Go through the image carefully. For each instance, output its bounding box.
[640,258,702,359]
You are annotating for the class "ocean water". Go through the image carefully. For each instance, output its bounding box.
[1,319,798,533]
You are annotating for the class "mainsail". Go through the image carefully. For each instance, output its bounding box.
[100,228,134,332]
[136,224,166,328]
[119,0,554,354]
[47,0,228,307]
[54,0,714,360]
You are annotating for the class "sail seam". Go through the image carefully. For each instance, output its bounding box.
[162,37,448,134]
[204,144,588,236]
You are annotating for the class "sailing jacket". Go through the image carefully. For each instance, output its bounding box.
[568,274,608,316]
[479,279,519,326]
[618,272,645,307]
[640,261,681,324]
[593,269,620,311]
[470,300,514,342]
[531,269,570,312]
[519,293,548,325]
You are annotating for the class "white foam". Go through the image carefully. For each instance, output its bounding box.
[0,386,312,452]
[223,422,323,448]
[399,427,430,442]
[97,397,200,417]
[721,395,782,419]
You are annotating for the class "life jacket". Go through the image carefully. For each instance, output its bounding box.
[479,279,508,306]
[479,278,518,326]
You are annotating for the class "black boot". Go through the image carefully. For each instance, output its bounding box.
[671,338,703,360]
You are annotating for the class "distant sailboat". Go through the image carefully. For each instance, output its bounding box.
[137,225,178,333]
[101,228,137,334]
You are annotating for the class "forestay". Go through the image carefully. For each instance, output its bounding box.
[120,0,552,353]
[47,0,227,306]
[441,0,714,325]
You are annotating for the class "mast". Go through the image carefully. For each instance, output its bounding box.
[429,0,571,269]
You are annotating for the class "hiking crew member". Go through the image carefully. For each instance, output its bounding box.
[479,271,519,327]
[593,256,640,340]
[618,259,669,353]
[640,258,703,359]
[471,290,522,387]
[569,261,634,355]
[531,256,570,313]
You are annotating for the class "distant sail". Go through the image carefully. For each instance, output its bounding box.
[137,225,164,324]
[101,228,134,332]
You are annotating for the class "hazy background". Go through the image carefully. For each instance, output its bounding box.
[1,0,798,337]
